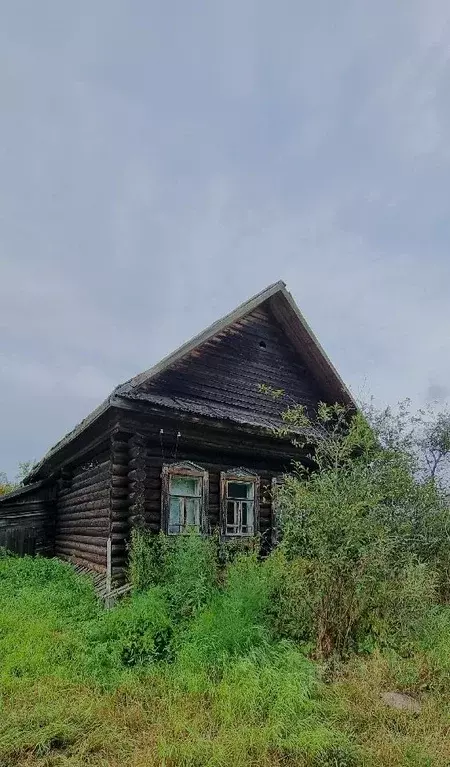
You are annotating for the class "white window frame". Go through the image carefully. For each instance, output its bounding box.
[220,468,260,537]
[161,462,208,535]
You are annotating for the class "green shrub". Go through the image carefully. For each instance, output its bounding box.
[414,606,450,692]
[82,588,174,683]
[214,531,262,566]
[163,531,218,621]
[129,528,219,621]
[272,405,440,658]
[128,526,162,591]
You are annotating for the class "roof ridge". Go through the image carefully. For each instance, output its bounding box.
[120,280,287,392]
[25,279,355,483]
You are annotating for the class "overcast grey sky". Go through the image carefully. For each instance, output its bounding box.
[1,1,450,479]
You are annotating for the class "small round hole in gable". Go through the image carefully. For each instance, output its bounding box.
[259,340,267,349]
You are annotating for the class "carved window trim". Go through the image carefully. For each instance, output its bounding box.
[161,461,209,535]
[220,467,260,537]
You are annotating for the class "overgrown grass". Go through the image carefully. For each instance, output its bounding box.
[2,544,450,766]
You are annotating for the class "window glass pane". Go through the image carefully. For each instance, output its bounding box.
[227,481,254,499]
[169,496,182,534]
[170,475,200,497]
[185,498,200,528]
[227,500,237,527]
[241,501,254,533]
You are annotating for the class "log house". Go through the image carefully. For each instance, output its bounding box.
[0,281,354,585]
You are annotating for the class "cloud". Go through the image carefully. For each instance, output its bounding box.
[426,384,450,404]
[1,0,450,478]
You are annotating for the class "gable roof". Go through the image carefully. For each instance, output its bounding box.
[120,281,287,390]
[26,280,355,482]
[116,280,354,406]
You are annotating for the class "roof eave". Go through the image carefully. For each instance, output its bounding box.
[0,479,46,504]
[22,279,355,483]
[25,395,114,483]
[274,287,356,409]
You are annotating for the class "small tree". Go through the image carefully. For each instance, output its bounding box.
[364,398,450,486]
[271,403,442,658]
[0,472,15,497]
[15,460,36,485]
[417,408,450,483]
[0,460,36,496]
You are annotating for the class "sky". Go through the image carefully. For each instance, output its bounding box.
[1,1,450,479]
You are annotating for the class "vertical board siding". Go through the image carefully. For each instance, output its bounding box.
[55,446,111,572]
[0,487,54,556]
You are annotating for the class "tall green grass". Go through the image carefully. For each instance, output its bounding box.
[2,545,450,765]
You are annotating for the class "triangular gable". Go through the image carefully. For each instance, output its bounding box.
[117,281,354,420]
[27,281,354,482]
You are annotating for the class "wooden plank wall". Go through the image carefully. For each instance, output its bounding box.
[141,305,324,421]
[55,445,111,572]
[0,490,54,556]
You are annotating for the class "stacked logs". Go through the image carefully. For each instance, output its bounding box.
[143,445,162,531]
[110,434,130,583]
[55,449,111,572]
[128,433,146,529]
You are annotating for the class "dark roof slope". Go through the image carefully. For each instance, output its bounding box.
[117,280,353,404]
[0,480,45,504]
[27,280,354,482]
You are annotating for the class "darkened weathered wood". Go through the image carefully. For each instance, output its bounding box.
[55,533,108,546]
[116,413,305,465]
[62,461,110,488]
[111,464,129,476]
[109,433,131,585]
[53,445,112,571]
[58,477,110,499]
[110,411,280,541]
[131,305,323,427]
[56,539,106,557]
[58,493,110,511]
[0,284,351,575]
[58,553,106,573]
[128,433,146,528]
[0,482,55,556]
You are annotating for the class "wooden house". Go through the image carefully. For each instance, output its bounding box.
[0,281,354,586]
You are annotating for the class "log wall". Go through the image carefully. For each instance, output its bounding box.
[109,433,130,584]
[141,443,275,541]
[113,413,294,549]
[55,445,111,572]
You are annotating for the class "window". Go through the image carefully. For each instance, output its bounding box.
[169,475,201,534]
[226,481,254,535]
[161,462,208,535]
[220,469,260,536]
